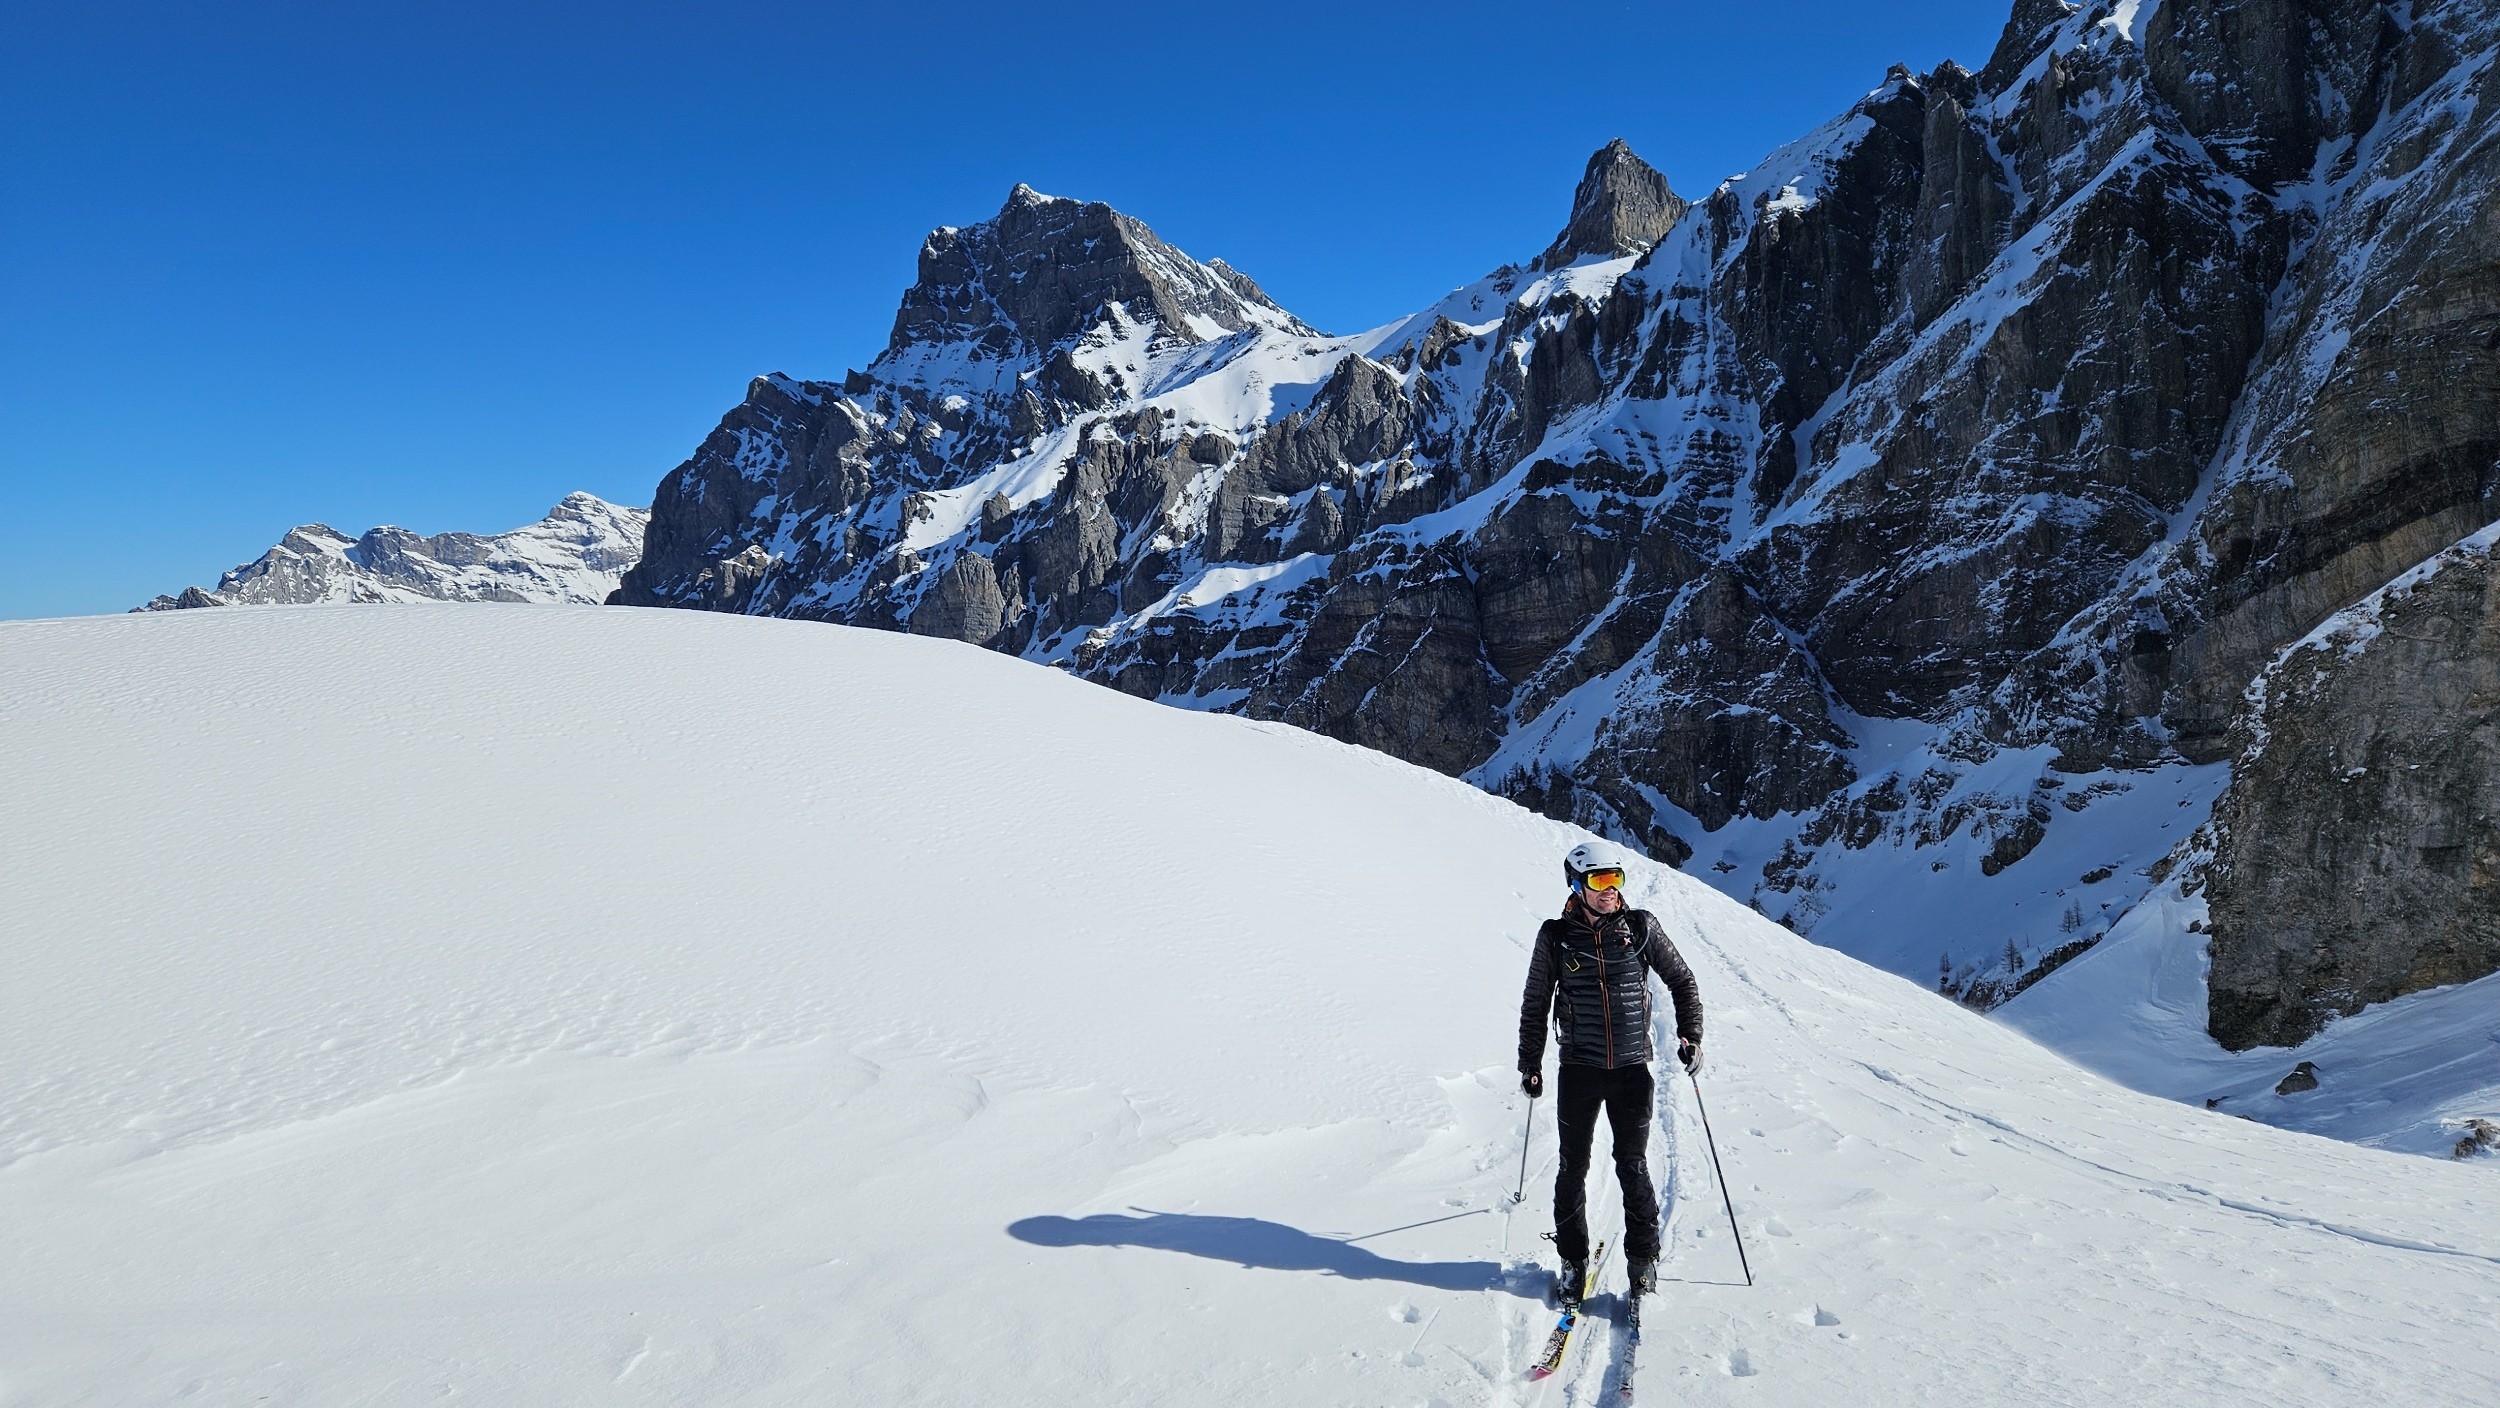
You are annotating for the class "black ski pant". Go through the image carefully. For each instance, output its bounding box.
[1552,1060,1661,1264]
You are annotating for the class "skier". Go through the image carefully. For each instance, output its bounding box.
[1517,838,1703,1304]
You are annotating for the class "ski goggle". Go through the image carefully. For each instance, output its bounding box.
[1580,868,1625,892]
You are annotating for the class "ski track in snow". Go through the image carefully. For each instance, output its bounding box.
[1,605,2495,1406]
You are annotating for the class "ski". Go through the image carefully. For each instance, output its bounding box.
[1618,1282,1643,1400]
[1525,1238,1610,1382]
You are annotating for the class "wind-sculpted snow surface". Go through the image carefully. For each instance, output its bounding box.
[3,607,2495,1404]
[610,0,2500,1085]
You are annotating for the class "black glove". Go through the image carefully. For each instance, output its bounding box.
[1678,1041,1702,1076]
[1521,1071,1543,1099]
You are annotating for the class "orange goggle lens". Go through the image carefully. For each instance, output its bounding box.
[1582,868,1625,891]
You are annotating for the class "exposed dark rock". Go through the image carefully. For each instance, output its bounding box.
[2012,935,2101,998]
[1978,799,2052,877]
[2275,1061,2321,1095]
[1250,543,1504,776]
[1539,139,1690,268]
[1468,464,1664,685]
[890,183,1314,358]
[910,551,1009,645]
[1212,356,1417,561]
[2202,523,2500,1051]
[1588,567,1855,832]
[2141,0,2392,195]
[143,585,223,611]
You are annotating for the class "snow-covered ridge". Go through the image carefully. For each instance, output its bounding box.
[2,605,2493,1403]
[137,491,648,610]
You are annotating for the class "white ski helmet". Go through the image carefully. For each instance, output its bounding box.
[1563,838,1638,890]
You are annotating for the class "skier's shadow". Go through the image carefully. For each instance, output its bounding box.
[1009,1208,1540,1298]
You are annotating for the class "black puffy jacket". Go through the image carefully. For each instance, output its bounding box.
[1519,902,1703,1073]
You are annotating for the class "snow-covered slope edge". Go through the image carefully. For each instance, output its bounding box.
[2001,870,2500,1161]
[137,491,647,609]
[2,606,2494,1406]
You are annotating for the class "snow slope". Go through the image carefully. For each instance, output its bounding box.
[3,606,2495,1406]
[2002,876,2500,1161]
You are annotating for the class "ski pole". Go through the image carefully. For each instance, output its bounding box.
[1688,1070,1753,1286]
[1507,1091,1537,1208]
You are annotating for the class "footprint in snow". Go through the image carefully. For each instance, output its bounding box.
[1793,1305,1841,1327]
[1389,1301,1421,1324]
[1726,1346,1758,1377]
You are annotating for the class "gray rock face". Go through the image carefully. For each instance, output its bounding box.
[908,551,1010,646]
[612,186,1314,627]
[890,184,1312,361]
[1539,139,1691,268]
[2201,521,2500,1050]
[140,493,648,610]
[613,0,2500,1043]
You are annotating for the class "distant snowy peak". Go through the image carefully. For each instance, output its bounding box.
[138,492,649,611]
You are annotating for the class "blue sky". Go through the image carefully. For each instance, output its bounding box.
[1,1,2013,618]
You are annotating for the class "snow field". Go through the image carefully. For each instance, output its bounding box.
[2002,876,2500,1159]
[2,605,2495,1405]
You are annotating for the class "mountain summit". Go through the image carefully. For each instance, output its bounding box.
[881,184,1310,375]
[1538,138,1689,268]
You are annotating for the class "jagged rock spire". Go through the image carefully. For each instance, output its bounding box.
[1539,139,1689,269]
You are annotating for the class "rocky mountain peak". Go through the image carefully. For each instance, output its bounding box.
[1538,138,1689,268]
[1977,0,2094,90]
[881,184,1310,374]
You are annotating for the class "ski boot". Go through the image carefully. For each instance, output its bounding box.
[1627,1253,1658,1296]
[1553,1256,1587,1307]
